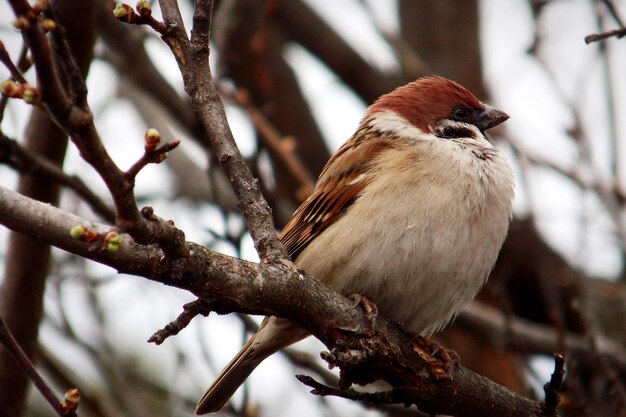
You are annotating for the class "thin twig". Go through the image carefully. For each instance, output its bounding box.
[113,3,168,33]
[595,5,624,211]
[219,85,316,197]
[0,41,29,84]
[148,299,212,345]
[9,0,72,113]
[125,139,181,181]
[0,132,116,223]
[543,353,565,413]
[0,43,30,123]
[525,25,626,248]
[575,293,626,411]
[0,315,76,417]
[585,27,626,43]
[296,374,400,404]
[46,4,88,106]
[357,0,434,77]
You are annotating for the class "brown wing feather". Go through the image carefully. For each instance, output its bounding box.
[279,177,368,260]
[279,130,394,260]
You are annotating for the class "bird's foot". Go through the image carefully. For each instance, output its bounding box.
[414,336,459,379]
[347,293,378,332]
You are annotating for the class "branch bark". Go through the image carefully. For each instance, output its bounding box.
[0,185,553,417]
[156,0,287,260]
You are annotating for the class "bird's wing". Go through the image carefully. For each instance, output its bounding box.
[279,130,393,260]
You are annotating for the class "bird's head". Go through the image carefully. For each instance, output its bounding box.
[364,76,509,142]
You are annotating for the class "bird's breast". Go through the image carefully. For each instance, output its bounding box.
[296,141,514,335]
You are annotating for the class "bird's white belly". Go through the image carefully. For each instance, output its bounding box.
[296,147,512,335]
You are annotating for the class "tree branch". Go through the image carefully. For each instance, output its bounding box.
[584,26,626,43]
[0,185,554,417]
[0,315,77,417]
[0,132,115,223]
[156,0,287,261]
[458,302,626,371]
[7,0,187,261]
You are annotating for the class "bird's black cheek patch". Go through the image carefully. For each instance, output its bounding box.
[434,124,477,140]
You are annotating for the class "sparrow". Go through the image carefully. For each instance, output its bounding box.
[195,76,515,414]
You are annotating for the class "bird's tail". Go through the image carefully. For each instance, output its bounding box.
[195,317,307,414]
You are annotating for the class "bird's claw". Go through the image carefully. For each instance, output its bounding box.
[347,293,378,332]
[414,336,459,379]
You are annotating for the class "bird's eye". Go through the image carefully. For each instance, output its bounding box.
[453,106,469,119]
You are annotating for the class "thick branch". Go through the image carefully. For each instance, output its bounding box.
[458,302,626,370]
[0,186,552,417]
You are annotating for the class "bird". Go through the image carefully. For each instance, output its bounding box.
[195,76,515,414]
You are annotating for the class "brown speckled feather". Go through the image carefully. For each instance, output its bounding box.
[279,130,395,260]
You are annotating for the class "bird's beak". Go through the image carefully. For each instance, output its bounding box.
[476,105,509,132]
